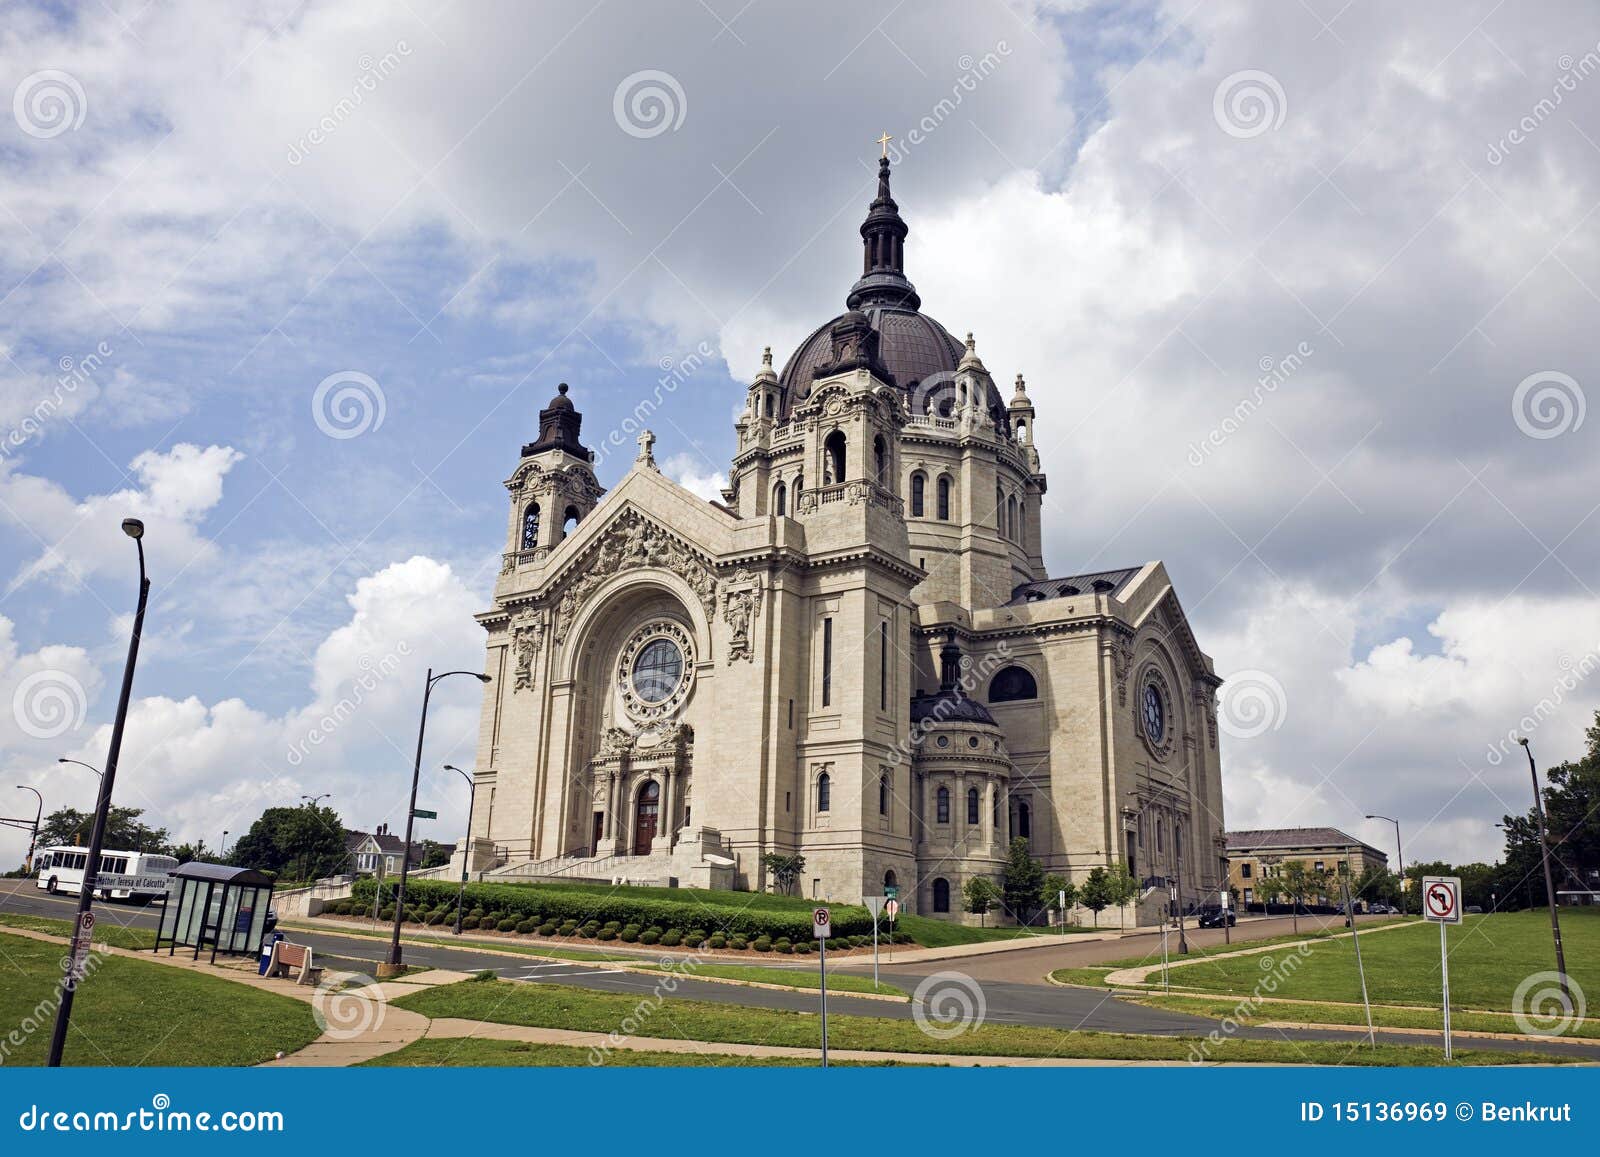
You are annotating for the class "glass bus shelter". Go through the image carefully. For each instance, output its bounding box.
[155,862,275,962]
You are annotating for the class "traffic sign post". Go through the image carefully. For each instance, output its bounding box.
[812,907,831,1067]
[883,898,899,963]
[863,897,885,990]
[1422,875,1462,1059]
[1219,888,1232,944]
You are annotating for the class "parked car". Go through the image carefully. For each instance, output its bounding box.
[1465,904,1483,914]
[1367,903,1392,914]
[1197,908,1236,928]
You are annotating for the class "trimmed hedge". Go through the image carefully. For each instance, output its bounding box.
[350,878,877,941]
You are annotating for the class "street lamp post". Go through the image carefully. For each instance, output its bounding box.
[16,786,43,872]
[1517,738,1572,1011]
[383,668,490,974]
[298,793,332,881]
[1365,813,1404,913]
[48,518,148,1068]
[220,830,229,858]
[442,764,477,936]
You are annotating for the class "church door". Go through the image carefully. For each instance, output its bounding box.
[633,781,660,855]
[591,812,604,857]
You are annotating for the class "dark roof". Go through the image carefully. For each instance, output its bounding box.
[775,155,1005,425]
[1008,567,1142,606]
[521,382,591,458]
[910,688,997,727]
[171,862,275,886]
[1226,828,1387,861]
[346,829,414,855]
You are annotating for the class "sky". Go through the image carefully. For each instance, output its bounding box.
[0,0,1597,872]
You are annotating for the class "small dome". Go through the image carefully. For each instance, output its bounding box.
[910,688,997,727]
[546,382,575,410]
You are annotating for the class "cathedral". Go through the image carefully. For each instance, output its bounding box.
[461,154,1227,924]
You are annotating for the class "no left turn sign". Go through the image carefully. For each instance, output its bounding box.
[1422,876,1462,924]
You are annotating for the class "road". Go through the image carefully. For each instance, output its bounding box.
[4,881,1595,1062]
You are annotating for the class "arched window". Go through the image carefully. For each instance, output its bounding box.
[932,877,951,913]
[823,431,846,485]
[1008,495,1020,541]
[936,786,950,824]
[794,471,803,507]
[562,506,580,535]
[966,787,980,825]
[988,666,1038,703]
[879,773,889,815]
[883,869,898,891]
[763,394,774,418]
[520,503,540,550]
[817,772,831,813]
[996,485,1005,535]
[1015,418,1028,443]
[936,476,951,521]
[873,435,887,486]
[773,481,787,517]
[1018,801,1031,840]
[910,472,926,517]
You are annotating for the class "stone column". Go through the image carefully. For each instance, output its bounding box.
[954,772,967,847]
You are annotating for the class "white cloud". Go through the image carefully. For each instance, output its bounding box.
[0,443,243,590]
[663,453,728,503]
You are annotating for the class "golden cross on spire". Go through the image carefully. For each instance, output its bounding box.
[876,131,893,158]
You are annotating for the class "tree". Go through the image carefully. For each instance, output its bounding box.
[230,803,345,880]
[416,839,452,870]
[762,852,805,895]
[1106,859,1140,930]
[1352,864,1401,909]
[962,876,999,925]
[1001,837,1046,925]
[1500,712,1600,907]
[1256,874,1283,916]
[38,806,170,853]
[1041,873,1076,925]
[1079,866,1113,926]
[1279,861,1315,932]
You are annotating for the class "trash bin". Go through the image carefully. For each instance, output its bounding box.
[258,930,284,975]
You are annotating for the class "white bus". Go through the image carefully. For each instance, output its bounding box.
[35,846,180,901]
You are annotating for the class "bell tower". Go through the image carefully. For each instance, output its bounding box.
[503,383,603,561]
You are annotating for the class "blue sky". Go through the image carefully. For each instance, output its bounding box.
[2,0,1598,870]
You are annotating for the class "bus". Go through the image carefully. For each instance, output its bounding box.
[35,846,180,901]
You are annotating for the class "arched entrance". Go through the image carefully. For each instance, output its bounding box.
[633,780,660,855]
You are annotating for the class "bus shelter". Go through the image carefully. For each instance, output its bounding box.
[155,863,275,962]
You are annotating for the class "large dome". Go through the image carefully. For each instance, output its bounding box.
[778,305,964,406]
[775,154,1004,424]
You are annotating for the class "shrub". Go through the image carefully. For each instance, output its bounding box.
[707,932,727,949]
[620,925,640,942]
[793,940,811,954]
[639,929,660,945]
[752,936,772,953]
[537,922,558,936]
[475,915,497,930]
[685,928,709,947]
[558,920,579,936]
[515,919,539,934]
[378,905,395,920]
[729,935,748,950]
[597,928,618,941]
[602,920,622,933]
[426,910,448,925]
[659,928,682,947]
[579,921,601,938]
[773,938,793,954]
[468,907,485,920]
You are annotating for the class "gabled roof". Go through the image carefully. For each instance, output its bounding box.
[1006,567,1141,606]
[1226,827,1387,862]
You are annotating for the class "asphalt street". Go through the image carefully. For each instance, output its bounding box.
[4,881,1596,1062]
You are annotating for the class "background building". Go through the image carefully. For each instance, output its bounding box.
[1226,827,1389,910]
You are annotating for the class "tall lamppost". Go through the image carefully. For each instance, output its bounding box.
[220,830,229,858]
[16,786,43,873]
[1517,737,1571,1011]
[383,668,490,974]
[48,517,148,1068]
[298,793,332,881]
[1365,813,1404,913]
[442,764,477,936]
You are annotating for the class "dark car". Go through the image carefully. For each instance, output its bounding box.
[1197,908,1236,928]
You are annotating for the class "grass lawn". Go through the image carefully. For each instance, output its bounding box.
[391,978,1559,1065]
[0,911,157,950]
[1130,993,1600,1040]
[0,931,321,1066]
[1053,910,1600,1015]
[632,961,907,997]
[362,1038,916,1067]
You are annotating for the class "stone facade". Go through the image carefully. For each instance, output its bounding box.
[462,159,1227,923]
